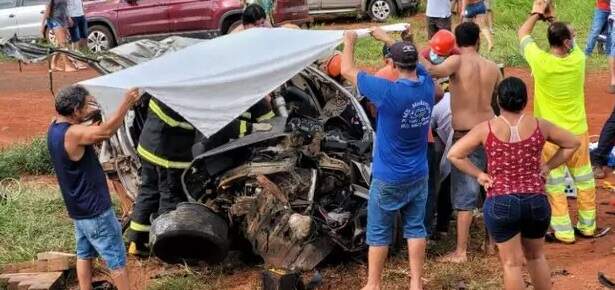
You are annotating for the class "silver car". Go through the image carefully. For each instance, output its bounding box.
[308,0,418,22]
[0,0,48,42]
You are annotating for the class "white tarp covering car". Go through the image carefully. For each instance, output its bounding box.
[79,24,408,138]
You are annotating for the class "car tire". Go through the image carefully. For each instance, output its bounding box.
[87,25,115,53]
[150,202,230,264]
[367,0,396,22]
[224,19,242,35]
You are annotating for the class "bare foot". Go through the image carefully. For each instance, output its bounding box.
[437,251,467,263]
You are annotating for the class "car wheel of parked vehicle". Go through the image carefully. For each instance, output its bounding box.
[224,19,242,35]
[87,25,115,53]
[367,0,396,22]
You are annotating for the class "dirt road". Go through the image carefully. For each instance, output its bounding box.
[1,61,615,289]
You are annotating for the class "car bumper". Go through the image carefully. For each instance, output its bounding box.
[396,0,418,10]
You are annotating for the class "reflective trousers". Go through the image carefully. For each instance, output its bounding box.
[543,133,597,243]
[126,159,187,244]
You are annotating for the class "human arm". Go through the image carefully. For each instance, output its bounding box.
[341,31,360,85]
[420,54,461,78]
[447,122,493,188]
[370,26,396,48]
[540,120,581,177]
[517,13,541,41]
[68,88,141,146]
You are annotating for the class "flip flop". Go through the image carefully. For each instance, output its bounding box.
[598,272,615,289]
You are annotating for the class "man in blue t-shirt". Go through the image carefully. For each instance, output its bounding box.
[341,28,435,290]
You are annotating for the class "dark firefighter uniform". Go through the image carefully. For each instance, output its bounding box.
[127,98,195,255]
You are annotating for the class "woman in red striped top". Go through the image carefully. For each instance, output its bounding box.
[448,77,579,290]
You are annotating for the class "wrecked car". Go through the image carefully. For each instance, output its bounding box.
[80,30,385,271]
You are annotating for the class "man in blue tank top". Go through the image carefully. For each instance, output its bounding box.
[342,27,435,290]
[47,85,140,290]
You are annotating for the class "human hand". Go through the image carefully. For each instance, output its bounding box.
[124,88,141,106]
[477,172,494,190]
[531,0,549,16]
[543,1,556,22]
[400,24,414,42]
[68,18,74,27]
[344,31,358,46]
[370,26,389,43]
[540,164,551,179]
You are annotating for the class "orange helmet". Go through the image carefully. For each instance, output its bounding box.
[429,30,456,56]
[325,53,342,77]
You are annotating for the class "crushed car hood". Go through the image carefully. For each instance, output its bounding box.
[78,24,408,138]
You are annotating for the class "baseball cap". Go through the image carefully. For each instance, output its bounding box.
[389,41,418,70]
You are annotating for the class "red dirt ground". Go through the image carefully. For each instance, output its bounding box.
[2,61,615,289]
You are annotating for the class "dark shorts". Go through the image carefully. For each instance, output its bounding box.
[451,130,486,210]
[69,16,87,42]
[483,194,551,243]
[464,0,487,18]
[427,16,452,39]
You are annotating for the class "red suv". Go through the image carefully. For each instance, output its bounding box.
[84,0,311,52]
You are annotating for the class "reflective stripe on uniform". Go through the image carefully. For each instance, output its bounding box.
[239,120,248,137]
[149,100,194,130]
[578,209,596,227]
[130,221,151,232]
[256,111,275,122]
[550,215,573,232]
[137,145,191,169]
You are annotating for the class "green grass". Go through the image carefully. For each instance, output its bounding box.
[0,137,54,180]
[0,184,74,264]
[344,0,605,69]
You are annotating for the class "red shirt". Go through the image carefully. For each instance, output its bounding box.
[597,0,610,11]
[485,120,546,197]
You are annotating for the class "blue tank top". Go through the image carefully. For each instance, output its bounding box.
[47,121,111,219]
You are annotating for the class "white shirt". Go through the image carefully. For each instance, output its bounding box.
[430,92,453,181]
[67,0,84,17]
[426,0,452,18]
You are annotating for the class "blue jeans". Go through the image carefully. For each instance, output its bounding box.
[74,208,127,270]
[483,194,551,243]
[585,8,611,56]
[367,177,428,246]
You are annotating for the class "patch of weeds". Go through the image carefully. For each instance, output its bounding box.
[147,266,226,290]
[0,184,73,264]
[0,136,54,180]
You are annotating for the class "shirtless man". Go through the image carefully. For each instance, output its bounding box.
[421,22,502,263]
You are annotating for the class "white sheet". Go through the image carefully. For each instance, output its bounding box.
[80,24,408,137]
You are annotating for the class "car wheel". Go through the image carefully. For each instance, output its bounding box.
[87,25,115,53]
[225,19,242,35]
[367,0,396,22]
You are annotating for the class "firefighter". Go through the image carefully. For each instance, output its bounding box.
[126,97,195,256]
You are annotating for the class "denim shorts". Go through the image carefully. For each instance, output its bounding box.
[69,16,88,42]
[464,0,487,18]
[483,194,551,243]
[367,177,428,246]
[451,144,486,210]
[47,18,64,30]
[74,208,127,270]
[610,22,615,57]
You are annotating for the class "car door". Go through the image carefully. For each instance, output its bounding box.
[0,0,19,41]
[166,0,212,33]
[307,0,319,11]
[116,0,170,38]
[321,0,357,9]
[15,0,47,39]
